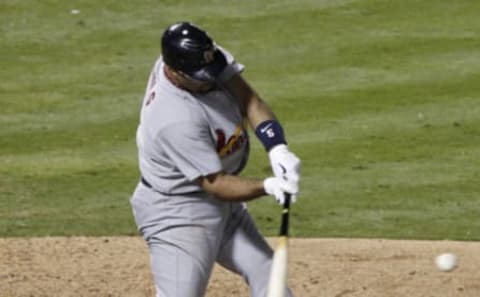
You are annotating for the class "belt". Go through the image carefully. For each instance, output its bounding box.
[140,177,152,188]
[140,176,203,196]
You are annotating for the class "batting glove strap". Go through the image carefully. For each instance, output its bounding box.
[255,120,287,152]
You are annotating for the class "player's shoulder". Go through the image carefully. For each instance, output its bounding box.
[216,46,245,83]
[142,88,205,130]
[217,46,235,64]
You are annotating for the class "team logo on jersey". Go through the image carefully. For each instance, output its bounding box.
[215,125,246,157]
[145,91,155,106]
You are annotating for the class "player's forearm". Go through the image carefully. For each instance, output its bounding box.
[245,94,276,129]
[198,173,266,202]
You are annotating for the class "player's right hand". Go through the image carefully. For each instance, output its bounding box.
[263,177,299,205]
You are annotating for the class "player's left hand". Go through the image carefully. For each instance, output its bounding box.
[268,144,301,184]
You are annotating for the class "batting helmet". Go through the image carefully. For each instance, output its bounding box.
[161,22,227,82]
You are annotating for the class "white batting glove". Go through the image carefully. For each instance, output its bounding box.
[268,144,301,183]
[264,177,299,205]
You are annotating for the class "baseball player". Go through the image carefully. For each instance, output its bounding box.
[130,21,301,297]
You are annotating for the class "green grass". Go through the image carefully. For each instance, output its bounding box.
[1,0,479,240]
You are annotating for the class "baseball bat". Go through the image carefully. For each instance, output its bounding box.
[267,193,291,297]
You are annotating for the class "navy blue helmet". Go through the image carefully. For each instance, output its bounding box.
[161,22,227,82]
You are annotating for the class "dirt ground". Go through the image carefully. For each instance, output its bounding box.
[1,237,479,297]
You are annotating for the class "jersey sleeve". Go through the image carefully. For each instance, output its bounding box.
[217,46,245,83]
[157,121,223,181]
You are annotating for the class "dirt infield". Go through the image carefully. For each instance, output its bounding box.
[1,237,479,297]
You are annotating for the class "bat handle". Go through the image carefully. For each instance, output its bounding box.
[283,193,291,209]
[279,193,291,236]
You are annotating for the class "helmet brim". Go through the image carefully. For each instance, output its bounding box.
[186,50,227,82]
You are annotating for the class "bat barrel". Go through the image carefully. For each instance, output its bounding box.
[267,193,291,297]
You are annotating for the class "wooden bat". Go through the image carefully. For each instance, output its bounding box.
[267,193,291,297]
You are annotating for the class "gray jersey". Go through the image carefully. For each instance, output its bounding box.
[136,48,248,195]
[130,45,294,297]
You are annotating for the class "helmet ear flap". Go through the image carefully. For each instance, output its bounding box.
[161,22,227,82]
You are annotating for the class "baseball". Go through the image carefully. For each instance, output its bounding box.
[435,253,458,272]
